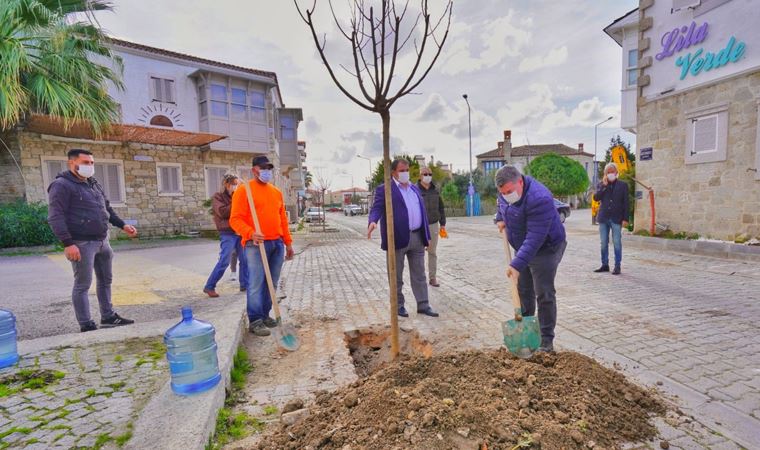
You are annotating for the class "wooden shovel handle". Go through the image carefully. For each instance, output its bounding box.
[501,228,523,321]
[242,182,282,321]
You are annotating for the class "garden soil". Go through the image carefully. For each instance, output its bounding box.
[253,348,666,450]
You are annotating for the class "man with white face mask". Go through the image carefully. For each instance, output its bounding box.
[368,158,438,318]
[593,162,629,275]
[417,167,446,287]
[47,149,137,332]
[494,165,566,353]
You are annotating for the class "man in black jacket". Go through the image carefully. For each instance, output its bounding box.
[417,167,446,287]
[48,149,137,332]
[593,162,629,275]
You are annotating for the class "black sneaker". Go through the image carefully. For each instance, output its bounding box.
[397,307,409,318]
[101,313,135,328]
[593,265,610,273]
[263,317,278,328]
[80,322,98,333]
[612,266,621,275]
[537,340,554,353]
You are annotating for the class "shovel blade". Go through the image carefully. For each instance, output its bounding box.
[502,316,541,358]
[272,323,300,351]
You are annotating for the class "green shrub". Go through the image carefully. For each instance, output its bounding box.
[0,201,57,248]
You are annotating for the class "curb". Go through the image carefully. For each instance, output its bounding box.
[557,324,760,449]
[625,234,760,262]
[125,304,247,450]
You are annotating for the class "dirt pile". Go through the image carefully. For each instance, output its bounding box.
[254,348,665,450]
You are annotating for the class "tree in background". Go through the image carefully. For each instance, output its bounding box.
[0,0,124,133]
[440,182,460,205]
[527,153,589,197]
[370,156,447,188]
[597,135,635,182]
[304,170,313,189]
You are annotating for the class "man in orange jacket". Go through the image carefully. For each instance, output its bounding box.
[229,155,294,336]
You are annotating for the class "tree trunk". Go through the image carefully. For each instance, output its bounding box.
[381,109,400,359]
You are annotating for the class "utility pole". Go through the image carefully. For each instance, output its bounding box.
[462,94,474,217]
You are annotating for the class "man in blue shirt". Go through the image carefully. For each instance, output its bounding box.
[368,159,439,318]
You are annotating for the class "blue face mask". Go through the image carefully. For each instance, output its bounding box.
[258,169,273,183]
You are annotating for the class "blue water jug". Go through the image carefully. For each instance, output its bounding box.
[0,309,20,369]
[164,307,221,395]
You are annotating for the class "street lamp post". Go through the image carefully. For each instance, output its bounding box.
[462,94,474,217]
[593,116,614,188]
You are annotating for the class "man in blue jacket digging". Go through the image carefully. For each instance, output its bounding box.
[494,165,567,352]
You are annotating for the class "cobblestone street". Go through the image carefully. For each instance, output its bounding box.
[229,211,760,449]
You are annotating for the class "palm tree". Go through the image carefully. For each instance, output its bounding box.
[304,170,313,189]
[0,0,123,134]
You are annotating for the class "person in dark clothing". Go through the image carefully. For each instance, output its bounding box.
[47,149,136,332]
[593,162,629,275]
[494,165,567,353]
[203,174,249,297]
[417,167,446,287]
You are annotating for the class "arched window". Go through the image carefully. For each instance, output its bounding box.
[149,115,173,127]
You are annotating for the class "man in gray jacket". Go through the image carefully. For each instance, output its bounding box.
[417,167,446,286]
[48,149,136,332]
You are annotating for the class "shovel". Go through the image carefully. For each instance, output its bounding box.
[500,228,540,358]
[242,182,300,351]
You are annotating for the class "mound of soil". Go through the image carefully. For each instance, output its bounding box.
[255,349,665,450]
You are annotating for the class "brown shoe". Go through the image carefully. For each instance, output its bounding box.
[429,279,440,287]
[203,288,219,298]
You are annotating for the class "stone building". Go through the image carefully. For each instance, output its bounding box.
[0,39,306,236]
[605,0,760,240]
[476,130,596,183]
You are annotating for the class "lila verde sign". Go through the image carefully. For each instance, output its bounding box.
[656,21,746,80]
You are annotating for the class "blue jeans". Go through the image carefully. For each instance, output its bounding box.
[245,239,285,322]
[599,220,622,267]
[204,232,248,291]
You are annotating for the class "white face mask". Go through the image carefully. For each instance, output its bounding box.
[398,172,410,184]
[258,169,273,183]
[502,191,520,204]
[607,173,617,182]
[228,185,238,194]
[77,164,95,178]
[421,175,433,184]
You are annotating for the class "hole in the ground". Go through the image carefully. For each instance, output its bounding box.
[344,325,433,377]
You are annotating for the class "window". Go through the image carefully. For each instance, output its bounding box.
[627,49,638,87]
[156,163,183,196]
[149,115,173,127]
[95,162,126,205]
[250,91,266,122]
[210,84,228,118]
[151,77,175,103]
[205,166,229,198]
[231,88,247,121]
[198,85,207,118]
[672,0,700,12]
[41,157,125,205]
[483,160,505,174]
[41,157,67,192]
[685,103,728,165]
[281,116,295,141]
[237,165,252,181]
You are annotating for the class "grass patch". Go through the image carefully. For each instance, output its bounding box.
[230,347,252,390]
[0,383,17,398]
[0,427,32,440]
[85,388,97,397]
[135,358,150,367]
[114,429,133,447]
[25,438,40,445]
[0,368,66,396]
[48,424,72,431]
[108,381,126,391]
[262,404,278,415]
[114,355,123,363]
[93,433,112,449]
[206,408,264,450]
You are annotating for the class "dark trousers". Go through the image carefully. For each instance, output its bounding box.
[517,240,567,343]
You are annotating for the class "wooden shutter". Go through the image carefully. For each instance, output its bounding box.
[164,79,174,103]
[206,167,226,198]
[45,160,65,186]
[152,77,162,102]
[693,116,718,154]
[106,164,122,203]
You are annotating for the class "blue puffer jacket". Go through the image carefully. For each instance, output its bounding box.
[495,176,566,271]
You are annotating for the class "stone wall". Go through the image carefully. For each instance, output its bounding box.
[0,130,25,203]
[635,71,760,240]
[15,131,257,237]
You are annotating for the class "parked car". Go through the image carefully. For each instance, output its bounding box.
[304,207,325,223]
[554,199,571,223]
[492,198,572,224]
[343,204,363,216]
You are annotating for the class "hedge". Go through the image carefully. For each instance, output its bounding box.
[0,201,57,248]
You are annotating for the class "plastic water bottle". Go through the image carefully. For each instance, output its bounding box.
[0,309,19,370]
[164,307,221,395]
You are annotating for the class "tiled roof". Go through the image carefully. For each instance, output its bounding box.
[477,144,593,159]
[25,115,226,147]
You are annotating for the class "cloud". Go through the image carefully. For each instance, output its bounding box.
[518,46,568,73]
[331,145,357,164]
[417,94,447,121]
[438,10,532,75]
[538,97,619,133]
[341,130,403,158]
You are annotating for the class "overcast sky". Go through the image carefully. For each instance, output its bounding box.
[95,0,638,190]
